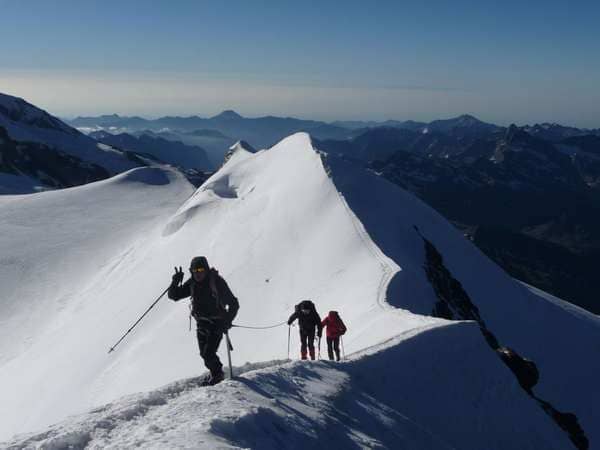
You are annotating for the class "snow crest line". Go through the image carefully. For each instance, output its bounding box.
[5,325,454,450]
[6,323,565,450]
[4,359,290,449]
[318,152,399,314]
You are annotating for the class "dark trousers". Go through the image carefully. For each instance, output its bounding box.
[327,337,340,361]
[196,322,224,375]
[300,329,316,360]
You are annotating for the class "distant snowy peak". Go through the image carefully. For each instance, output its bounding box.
[222,140,258,166]
[229,140,257,154]
[0,93,76,136]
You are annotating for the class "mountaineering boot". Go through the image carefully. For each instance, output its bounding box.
[208,370,225,385]
[301,350,307,360]
[199,373,212,386]
[309,348,315,360]
[200,369,225,386]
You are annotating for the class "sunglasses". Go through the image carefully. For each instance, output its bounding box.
[190,267,205,273]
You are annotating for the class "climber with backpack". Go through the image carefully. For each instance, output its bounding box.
[287,300,323,360]
[321,311,347,361]
[168,256,239,386]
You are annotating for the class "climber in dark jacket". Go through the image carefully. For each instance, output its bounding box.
[169,256,239,385]
[288,300,323,360]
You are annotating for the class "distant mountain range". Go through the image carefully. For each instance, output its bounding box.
[318,122,600,314]
[67,110,359,149]
[0,93,149,193]
[67,110,600,177]
[68,111,600,146]
[0,126,111,193]
[0,92,224,193]
[3,92,599,313]
[90,130,213,171]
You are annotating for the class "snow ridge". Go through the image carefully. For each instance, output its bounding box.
[3,323,573,450]
[0,132,598,449]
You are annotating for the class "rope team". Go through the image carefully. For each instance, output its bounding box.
[108,255,348,387]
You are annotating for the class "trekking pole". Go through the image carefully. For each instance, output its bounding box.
[287,325,291,360]
[341,336,345,360]
[108,285,170,354]
[225,331,234,379]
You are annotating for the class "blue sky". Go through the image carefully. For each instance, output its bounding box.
[1,0,599,126]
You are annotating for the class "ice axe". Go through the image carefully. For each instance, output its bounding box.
[225,331,234,379]
[317,335,321,360]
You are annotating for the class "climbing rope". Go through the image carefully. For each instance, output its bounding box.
[231,320,288,330]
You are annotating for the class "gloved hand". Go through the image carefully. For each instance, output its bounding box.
[172,266,184,285]
[223,320,233,331]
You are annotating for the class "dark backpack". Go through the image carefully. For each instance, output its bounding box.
[331,311,347,335]
[296,300,315,312]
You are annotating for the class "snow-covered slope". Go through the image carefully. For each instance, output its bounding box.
[0,133,598,448]
[5,323,573,450]
[325,148,599,446]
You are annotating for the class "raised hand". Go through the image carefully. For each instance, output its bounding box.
[172,266,184,285]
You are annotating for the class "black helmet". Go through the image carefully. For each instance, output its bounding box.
[190,256,209,272]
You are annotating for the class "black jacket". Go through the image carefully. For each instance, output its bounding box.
[169,269,239,325]
[288,308,323,336]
